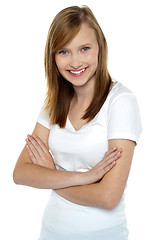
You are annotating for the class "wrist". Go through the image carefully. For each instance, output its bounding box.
[53,170,88,188]
[79,171,93,185]
[75,171,87,186]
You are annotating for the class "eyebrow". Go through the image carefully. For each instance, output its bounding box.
[79,43,92,47]
[60,43,92,50]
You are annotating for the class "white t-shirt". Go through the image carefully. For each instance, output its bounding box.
[37,82,142,240]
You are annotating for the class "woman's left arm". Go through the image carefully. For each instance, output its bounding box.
[55,139,135,210]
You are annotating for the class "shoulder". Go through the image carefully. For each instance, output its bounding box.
[105,81,140,116]
[106,81,141,118]
[105,81,142,143]
[37,105,51,129]
[108,81,136,105]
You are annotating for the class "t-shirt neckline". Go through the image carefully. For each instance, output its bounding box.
[67,81,119,132]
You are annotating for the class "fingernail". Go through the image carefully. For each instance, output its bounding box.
[112,147,117,150]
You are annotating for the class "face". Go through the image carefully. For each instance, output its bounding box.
[55,23,99,88]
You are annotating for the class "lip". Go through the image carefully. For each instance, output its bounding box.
[67,67,88,77]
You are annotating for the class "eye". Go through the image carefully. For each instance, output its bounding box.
[58,50,68,55]
[81,47,90,52]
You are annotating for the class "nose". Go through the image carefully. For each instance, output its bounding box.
[69,53,82,69]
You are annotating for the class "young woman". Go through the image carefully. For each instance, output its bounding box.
[13,6,142,240]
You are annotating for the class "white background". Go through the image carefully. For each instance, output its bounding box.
[0,0,160,239]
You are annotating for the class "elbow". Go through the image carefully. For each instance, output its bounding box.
[105,201,119,210]
[102,196,121,210]
[13,168,20,185]
[13,165,25,185]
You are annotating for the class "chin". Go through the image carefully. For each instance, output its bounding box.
[65,73,96,88]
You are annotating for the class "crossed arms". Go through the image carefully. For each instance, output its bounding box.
[13,122,135,210]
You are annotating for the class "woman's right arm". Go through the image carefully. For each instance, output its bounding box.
[13,122,120,189]
[13,123,86,189]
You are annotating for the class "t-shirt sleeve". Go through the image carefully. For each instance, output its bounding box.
[37,106,50,129]
[107,93,142,144]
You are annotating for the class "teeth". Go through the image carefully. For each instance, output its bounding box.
[70,68,86,74]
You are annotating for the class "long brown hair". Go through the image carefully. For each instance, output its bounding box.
[44,5,112,128]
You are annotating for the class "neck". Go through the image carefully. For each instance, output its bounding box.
[73,81,95,105]
[72,72,96,104]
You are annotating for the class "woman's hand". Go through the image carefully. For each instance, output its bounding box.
[25,134,56,169]
[25,135,121,187]
[83,147,122,185]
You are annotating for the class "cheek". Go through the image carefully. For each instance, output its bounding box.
[88,50,99,67]
[55,56,66,71]
[55,56,60,69]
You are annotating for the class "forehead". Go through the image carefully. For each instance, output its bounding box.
[64,23,98,48]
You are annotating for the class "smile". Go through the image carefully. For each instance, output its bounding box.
[67,67,88,77]
[70,68,86,74]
